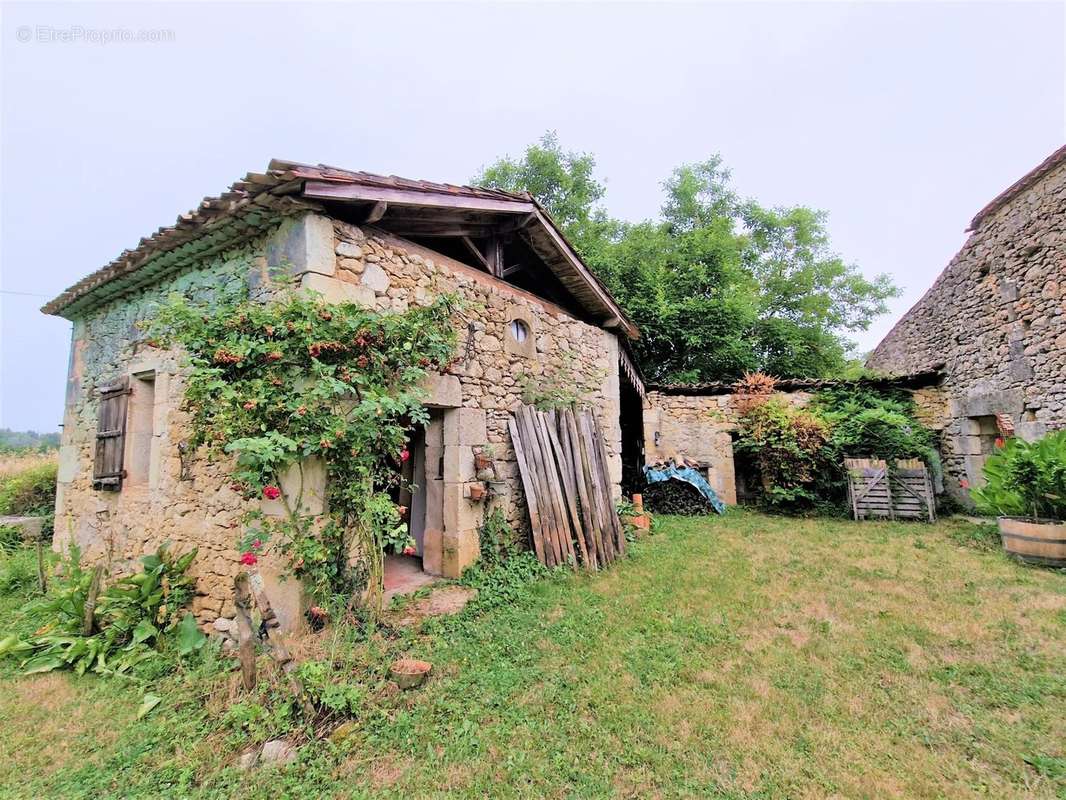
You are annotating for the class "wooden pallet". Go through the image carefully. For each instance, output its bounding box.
[845,457,935,522]
[509,404,625,569]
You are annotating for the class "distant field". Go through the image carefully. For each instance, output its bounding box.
[0,511,1063,799]
[0,450,57,482]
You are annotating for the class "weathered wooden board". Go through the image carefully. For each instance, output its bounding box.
[845,457,935,523]
[509,404,624,570]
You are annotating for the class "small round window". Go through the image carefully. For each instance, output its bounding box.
[509,319,529,343]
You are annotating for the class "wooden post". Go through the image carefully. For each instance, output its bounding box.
[35,537,47,594]
[82,565,104,635]
[233,573,257,691]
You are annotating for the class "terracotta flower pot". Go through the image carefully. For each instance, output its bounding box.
[389,658,432,690]
[998,516,1066,567]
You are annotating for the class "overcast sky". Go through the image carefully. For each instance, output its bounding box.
[2,1,1063,432]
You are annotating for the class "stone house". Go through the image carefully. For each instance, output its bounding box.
[43,160,644,628]
[866,144,1066,504]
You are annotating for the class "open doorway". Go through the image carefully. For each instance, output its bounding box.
[619,373,645,497]
[383,410,445,599]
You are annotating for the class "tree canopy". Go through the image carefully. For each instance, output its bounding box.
[474,134,898,383]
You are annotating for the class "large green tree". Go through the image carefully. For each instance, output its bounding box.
[474,134,898,383]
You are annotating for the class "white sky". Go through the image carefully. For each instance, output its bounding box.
[2,1,1063,432]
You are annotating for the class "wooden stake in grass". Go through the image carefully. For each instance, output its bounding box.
[82,565,104,635]
[233,573,257,691]
[35,537,47,594]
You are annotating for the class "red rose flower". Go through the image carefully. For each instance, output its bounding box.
[240,552,258,566]
[263,485,282,500]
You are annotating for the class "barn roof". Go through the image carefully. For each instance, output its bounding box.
[42,160,638,338]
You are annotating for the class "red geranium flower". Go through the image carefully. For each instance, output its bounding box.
[263,485,282,500]
[240,552,258,566]
[400,448,410,463]
[994,437,1005,448]
[402,545,416,556]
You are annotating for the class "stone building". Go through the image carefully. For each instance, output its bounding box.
[867,144,1066,504]
[642,372,943,505]
[43,161,643,628]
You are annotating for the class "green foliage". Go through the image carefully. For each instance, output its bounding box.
[734,398,833,510]
[295,659,368,716]
[145,287,459,606]
[460,508,548,610]
[813,386,935,464]
[0,547,40,595]
[735,387,938,513]
[0,460,57,535]
[0,545,197,676]
[0,525,22,554]
[971,431,1066,521]
[0,430,59,452]
[476,135,900,382]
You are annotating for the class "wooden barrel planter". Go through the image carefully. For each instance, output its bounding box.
[998,517,1066,567]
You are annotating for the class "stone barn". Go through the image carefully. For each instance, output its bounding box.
[866,144,1066,505]
[43,160,644,628]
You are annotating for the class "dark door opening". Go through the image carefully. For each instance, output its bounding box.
[620,377,645,497]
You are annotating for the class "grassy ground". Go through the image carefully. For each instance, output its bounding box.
[0,511,1064,799]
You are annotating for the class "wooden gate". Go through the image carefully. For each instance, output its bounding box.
[845,458,935,522]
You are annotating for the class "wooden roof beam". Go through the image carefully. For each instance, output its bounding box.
[302,180,537,214]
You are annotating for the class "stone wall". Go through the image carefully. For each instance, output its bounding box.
[867,158,1066,502]
[323,220,623,542]
[643,390,814,505]
[54,212,623,628]
[54,235,273,627]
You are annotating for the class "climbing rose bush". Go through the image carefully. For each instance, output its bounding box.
[145,287,459,607]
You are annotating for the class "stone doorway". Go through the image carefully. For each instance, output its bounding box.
[963,415,1002,489]
[387,410,446,596]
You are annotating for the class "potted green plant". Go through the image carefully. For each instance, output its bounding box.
[971,430,1066,567]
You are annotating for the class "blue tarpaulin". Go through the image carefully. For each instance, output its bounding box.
[643,465,727,515]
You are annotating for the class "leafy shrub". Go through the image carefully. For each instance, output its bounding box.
[814,387,934,464]
[0,545,200,676]
[971,431,1066,521]
[731,370,776,414]
[0,548,39,596]
[0,461,57,536]
[733,398,833,510]
[0,460,57,516]
[460,509,548,611]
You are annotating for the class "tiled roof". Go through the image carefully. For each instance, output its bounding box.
[42,160,636,338]
[648,366,944,396]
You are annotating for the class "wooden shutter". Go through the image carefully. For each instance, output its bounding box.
[93,378,131,491]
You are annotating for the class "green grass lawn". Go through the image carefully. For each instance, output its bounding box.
[1,511,1064,799]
